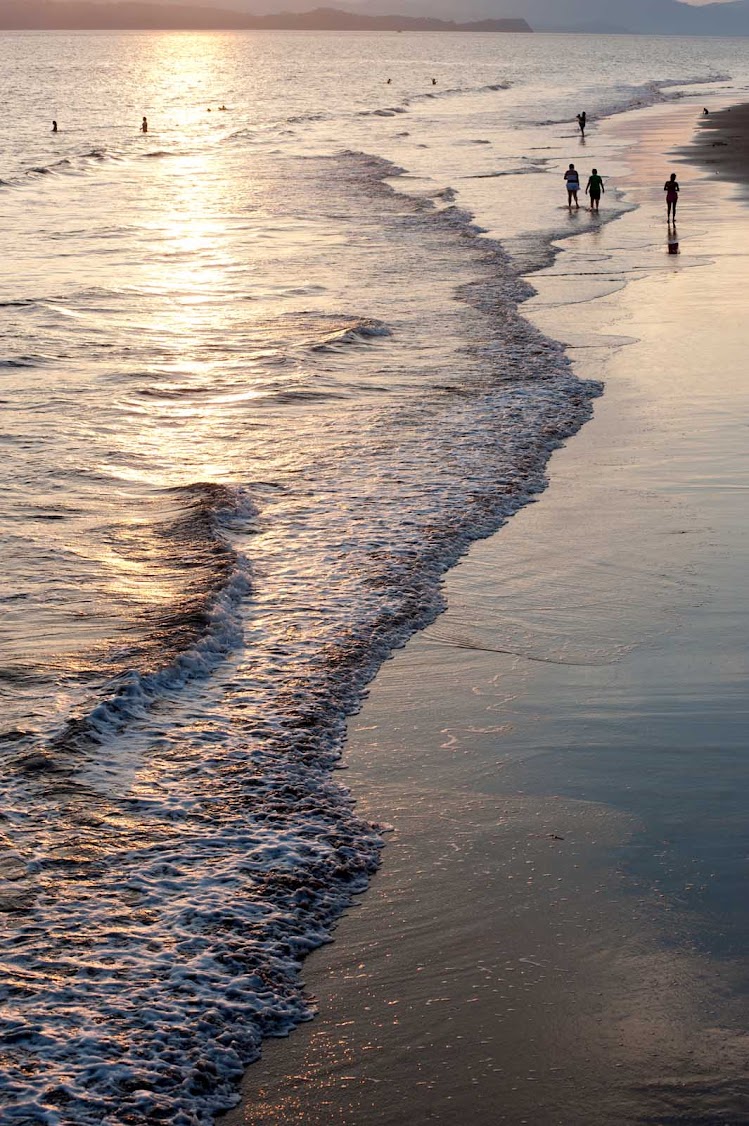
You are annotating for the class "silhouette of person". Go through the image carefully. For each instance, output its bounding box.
[432,78,437,85]
[52,120,58,133]
[664,173,679,222]
[141,116,148,134]
[564,163,580,209]
[387,78,392,84]
[703,107,709,116]
[577,111,587,137]
[586,167,604,212]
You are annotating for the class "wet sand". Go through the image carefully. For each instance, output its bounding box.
[221,102,749,1124]
[684,101,749,188]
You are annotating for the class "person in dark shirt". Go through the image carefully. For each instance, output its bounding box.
[664,173,679,222]
[586,168,604,212]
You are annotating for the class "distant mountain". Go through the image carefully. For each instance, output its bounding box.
[0,0,531,29]
[340,0,749,36]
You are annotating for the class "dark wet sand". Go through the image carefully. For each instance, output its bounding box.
[221,104,749,1125]
[683,101,749,188]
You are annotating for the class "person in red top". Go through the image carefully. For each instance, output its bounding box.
[664,173,679,223]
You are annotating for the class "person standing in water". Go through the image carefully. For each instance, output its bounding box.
[577,111,587,137]
[586,167,604,212]
[564,163,580,209]
[141,116,148,134]
[664,173,679,222]
[52,120,58,133]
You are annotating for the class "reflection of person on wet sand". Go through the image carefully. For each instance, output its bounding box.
[564,163,580,209]
[664,173,679,222]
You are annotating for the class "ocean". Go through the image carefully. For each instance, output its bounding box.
[2,28,749,1125]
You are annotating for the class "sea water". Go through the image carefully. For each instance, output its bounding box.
[2,28,749,1125]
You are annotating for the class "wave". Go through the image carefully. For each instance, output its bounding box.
[0,355,46,368]
[468,165,546,179]
[345,79,512,124]
[534,72,731,126]
[358,105,409,117]
[408,79,512,106]
[311,317,392,350]
[3,144,120,190]
[0,150,601,1126]
[29,484,256,762]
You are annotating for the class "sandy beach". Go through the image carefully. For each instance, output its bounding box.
[220,97,749,1125]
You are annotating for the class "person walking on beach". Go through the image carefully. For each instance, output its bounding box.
[586,167,604,212]
[664,172,679,222]
[141,116,148,134]
[564,163,580,209]
[577,110,587,137]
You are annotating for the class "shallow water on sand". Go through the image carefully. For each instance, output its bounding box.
[224,100,749,1126]
[3,29,749,1125]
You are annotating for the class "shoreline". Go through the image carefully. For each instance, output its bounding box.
[221,99,749,1124]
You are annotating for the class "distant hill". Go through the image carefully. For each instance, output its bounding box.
[352,0,749,37]
[0,1,532,31]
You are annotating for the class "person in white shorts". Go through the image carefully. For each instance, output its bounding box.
[564,163,580,209]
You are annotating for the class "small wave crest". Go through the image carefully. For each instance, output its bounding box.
[535,72,731,127]
[42,483,256,758]
[5,145,117,190]
[311,317,392,351]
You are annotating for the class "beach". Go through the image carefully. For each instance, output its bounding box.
[222,100,749,1124]
[3,31,749,1125]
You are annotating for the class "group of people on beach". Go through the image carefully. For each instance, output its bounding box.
[564,163,603,210]
[564,110,680,222]
[49,102,684,226]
